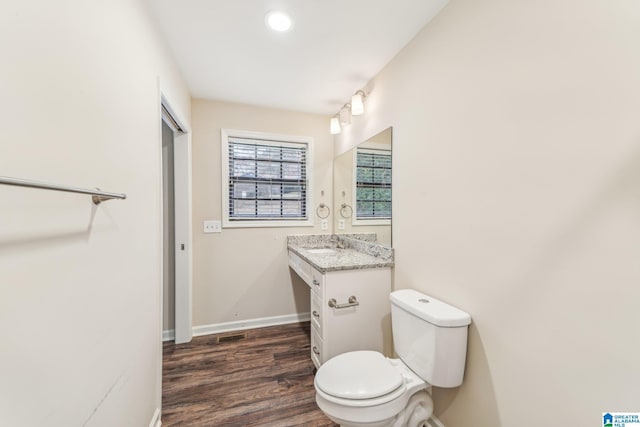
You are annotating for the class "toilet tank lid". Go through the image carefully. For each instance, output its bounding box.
[390,289,471,327]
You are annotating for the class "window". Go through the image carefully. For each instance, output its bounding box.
[222,129,313,228]
[355,147,392,222]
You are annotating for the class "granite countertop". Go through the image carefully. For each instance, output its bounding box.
[287,234,394,273]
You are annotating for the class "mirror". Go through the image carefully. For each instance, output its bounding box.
[333,127,392,246]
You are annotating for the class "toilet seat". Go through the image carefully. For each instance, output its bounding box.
[315,351,404,402]
[314,351,429,426]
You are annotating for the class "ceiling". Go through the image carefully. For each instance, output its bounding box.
[147,0,448,115]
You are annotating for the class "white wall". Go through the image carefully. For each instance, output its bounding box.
[190,99,333,329]
[336,0,640,425]
[0,1,190,426]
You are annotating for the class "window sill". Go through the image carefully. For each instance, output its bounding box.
[222,218,315,229]
[351,218,391,226]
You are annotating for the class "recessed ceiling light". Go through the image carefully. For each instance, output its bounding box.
[265,11,292,32]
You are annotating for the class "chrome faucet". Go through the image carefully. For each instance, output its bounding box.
[330,234,345,249]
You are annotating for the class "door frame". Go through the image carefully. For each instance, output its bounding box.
[160,93,192,344]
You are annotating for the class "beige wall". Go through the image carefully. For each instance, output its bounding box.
[336,0,640,425]
[191,99,333,328]
[0,0,190,425]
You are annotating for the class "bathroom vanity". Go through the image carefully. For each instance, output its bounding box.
[287,235,393,368]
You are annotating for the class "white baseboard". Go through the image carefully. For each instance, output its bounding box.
[193,312,311,337]
[162,329,175,342]
[149,408,161,427]
[163,312,311,342]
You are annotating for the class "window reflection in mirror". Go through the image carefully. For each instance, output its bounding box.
[334,127,392,246]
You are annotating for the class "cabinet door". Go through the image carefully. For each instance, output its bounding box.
[311,293,323,336]
[310,267,324,296]
[323,268,391,362]
[310,327,323,369]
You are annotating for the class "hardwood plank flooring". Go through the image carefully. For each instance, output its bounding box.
[162,322,338,426]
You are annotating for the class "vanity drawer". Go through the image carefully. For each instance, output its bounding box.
[310,295,322,335]
[311,327,324,369]
[310,267,324,296]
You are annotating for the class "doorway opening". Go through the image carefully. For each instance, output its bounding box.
[161,100,192,344]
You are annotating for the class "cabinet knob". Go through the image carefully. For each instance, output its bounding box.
[312,279,320,286]
[312,310,320,318]
[312,346,320,355]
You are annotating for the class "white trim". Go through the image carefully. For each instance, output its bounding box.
[222,219,315,229]
[160,94,191,133]
[156,83,164,427]
[149,408,161,427]
[352,218,392,226]
[221,128,314,229]
[163,313,311,341]
[194,312,311,336]
[162,329,175,342]
[222,128,313,145]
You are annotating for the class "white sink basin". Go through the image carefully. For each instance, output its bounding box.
[306,248,337,254]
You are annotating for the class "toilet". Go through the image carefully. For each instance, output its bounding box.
[314,289,471,427]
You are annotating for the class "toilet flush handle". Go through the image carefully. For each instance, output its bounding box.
[328,296,359,309]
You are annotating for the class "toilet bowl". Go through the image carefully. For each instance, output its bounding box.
[314,351,433,427]
[313,289,471,427]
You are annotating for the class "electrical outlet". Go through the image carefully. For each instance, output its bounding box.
[338,219,345,230]
[204,220,222,233]
[320,219,328,230]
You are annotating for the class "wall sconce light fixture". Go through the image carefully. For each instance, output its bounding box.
[329,89,367,134]
[339,103,352,126]
[351,90,365,116]
[330,116,341,134]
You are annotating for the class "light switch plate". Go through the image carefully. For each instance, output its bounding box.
[320,219,328,230]
[204,220,222,233]
[338,219,345,230]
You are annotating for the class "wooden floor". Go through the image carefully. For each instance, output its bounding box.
[162,322,338,426]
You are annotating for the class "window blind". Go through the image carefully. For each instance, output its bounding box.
[356,148,392,219]
[227,138,308,220]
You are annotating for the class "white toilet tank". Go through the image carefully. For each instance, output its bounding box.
[390,289,471,388]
